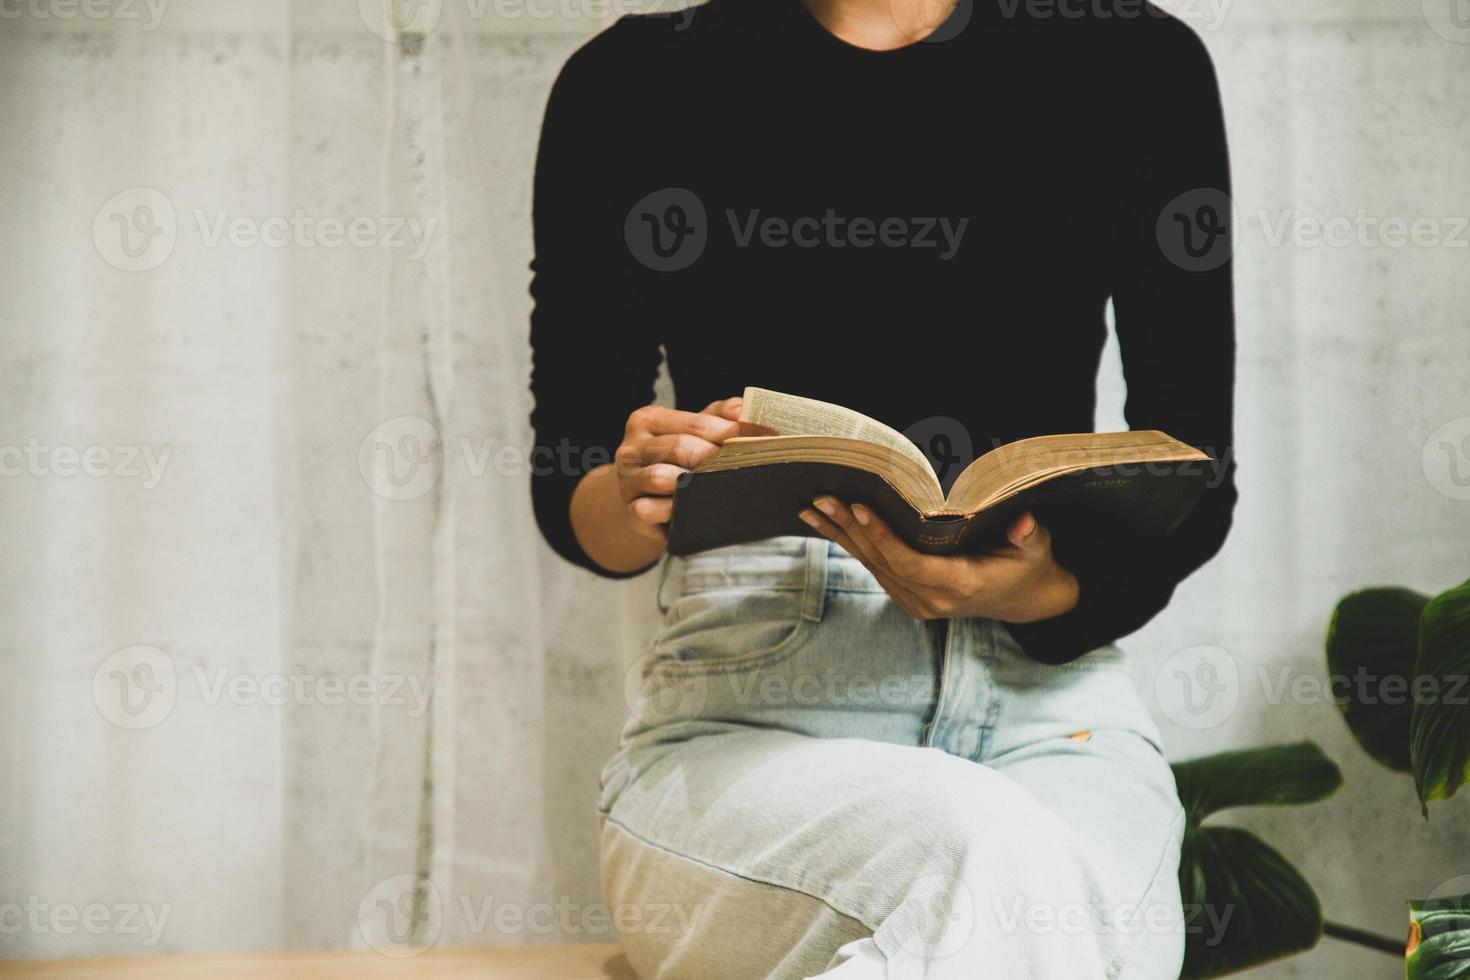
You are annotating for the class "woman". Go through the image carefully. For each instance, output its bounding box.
[529,0,1235,973]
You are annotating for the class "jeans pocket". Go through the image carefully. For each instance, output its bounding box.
[651,537,828,674]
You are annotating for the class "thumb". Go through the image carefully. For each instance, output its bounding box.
[1006,511,1041,551]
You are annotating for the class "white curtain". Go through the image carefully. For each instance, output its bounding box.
[0,0,658,956]
[1,1,1467,974]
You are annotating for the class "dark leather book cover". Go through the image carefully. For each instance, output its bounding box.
[666,460,1208,557]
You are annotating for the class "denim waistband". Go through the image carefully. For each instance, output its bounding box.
[662,536,886,601]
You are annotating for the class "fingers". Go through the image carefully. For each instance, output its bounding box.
[797,503,931,619]
[702,396,743,421]
[621,464,688,537]
[627,463,686,497]
[702,397,779,437]
[837,499,952,586]
[628,404,744,444]
[625,493,672,540]
[616,433,721,472]
[810,497,895,577]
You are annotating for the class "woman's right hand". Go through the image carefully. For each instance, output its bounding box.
[612,396,747,542]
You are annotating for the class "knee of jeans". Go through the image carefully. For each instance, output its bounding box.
[871,768,1115,968]
[927,766,1106,905]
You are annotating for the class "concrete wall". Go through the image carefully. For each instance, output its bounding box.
[0,0,1466,973]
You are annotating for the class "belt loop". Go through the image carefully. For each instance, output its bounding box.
[655,554,678,614]
[801,537,828,623]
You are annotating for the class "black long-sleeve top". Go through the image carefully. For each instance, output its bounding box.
[528,0,1237,664]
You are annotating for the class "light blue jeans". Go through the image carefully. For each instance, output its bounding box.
[599,538,1186,979]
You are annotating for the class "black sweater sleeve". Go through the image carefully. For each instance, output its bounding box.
[1006,26,1238,664]
[527,28,663,578]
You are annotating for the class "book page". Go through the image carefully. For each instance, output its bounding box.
[739,386,933,473]
[945,431,1208,512]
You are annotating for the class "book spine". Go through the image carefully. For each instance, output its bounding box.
[913,518,970,554]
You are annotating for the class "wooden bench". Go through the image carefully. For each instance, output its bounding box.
[0,945,636,979]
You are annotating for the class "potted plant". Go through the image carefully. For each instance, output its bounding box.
[1166,578,1470,977]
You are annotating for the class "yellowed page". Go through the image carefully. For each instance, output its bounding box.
[739,386,933,473]
[946,431,1208,511]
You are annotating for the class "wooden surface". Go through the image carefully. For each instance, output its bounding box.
[0,945,636,979]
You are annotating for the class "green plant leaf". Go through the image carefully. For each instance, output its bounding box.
[1178,826,1323,978]
[1173,742,1344,823]
[1171,744,1341,977]
[1406,894,1470,979]
[1326,587,1430,772]
[1411,579,1470,812]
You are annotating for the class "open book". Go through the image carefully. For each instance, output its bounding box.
[666,387,1212,556]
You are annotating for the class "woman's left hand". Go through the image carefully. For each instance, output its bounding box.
[799,498,1080,624]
